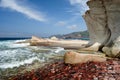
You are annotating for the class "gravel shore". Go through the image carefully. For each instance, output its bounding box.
[10,59,120,80]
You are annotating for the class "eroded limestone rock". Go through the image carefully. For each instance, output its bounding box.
[64,51,106,64]
[83,0,110,51]
[83,0,120,58]
[30,36,88,49]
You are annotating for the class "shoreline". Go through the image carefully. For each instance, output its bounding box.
[10,58,120,80]
[0,37,120,80]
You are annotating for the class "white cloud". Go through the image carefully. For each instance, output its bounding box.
[0,0,46,22]
[55,21,78,30]
[55,21,67,26]
[69,0,89,15]
[67,24,78,29]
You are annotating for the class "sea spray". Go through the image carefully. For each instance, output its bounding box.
[0,39,65,69]
[0,57,41,69]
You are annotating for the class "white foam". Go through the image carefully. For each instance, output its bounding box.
[0,48,31,57]
[0,41,12,47]
[0,57,41,69]
[10,43,29,48]
[0,40,29,48]
[0,40,65,69]
[14,40,27,43]
[54,47,64,53]
[11,39,29,48]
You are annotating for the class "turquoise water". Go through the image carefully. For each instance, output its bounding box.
[0,39,65,69]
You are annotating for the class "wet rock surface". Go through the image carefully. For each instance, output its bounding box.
[10,59,120,80]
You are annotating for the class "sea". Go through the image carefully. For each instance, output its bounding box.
[0,38,65,79]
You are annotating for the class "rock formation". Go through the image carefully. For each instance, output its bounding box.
[31,0,120,65]
[64,51,106,64]
[83,0,120,58]
[30,36,88,49]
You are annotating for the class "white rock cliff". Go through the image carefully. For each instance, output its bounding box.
[83,0,120,58]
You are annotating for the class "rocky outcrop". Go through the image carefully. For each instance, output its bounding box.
[30,36,88,49]
[83,0,120,58]
[64,51,106,64]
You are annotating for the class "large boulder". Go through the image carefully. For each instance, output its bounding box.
[64,51,106,64]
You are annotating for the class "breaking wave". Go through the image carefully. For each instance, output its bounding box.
[0,39,65,69]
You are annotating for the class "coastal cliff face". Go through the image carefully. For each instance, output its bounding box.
[84,0,120,58]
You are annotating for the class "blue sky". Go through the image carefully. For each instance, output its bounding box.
[0,0,88,37]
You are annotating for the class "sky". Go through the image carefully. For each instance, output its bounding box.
[0,0,89,37]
